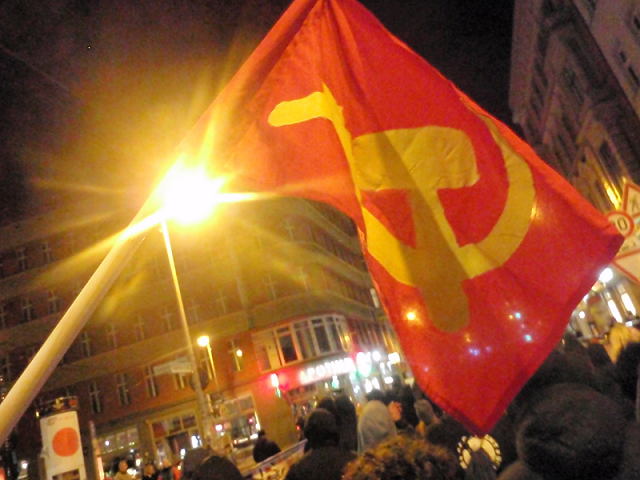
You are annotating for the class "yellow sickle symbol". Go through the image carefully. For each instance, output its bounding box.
[269,84,535,332]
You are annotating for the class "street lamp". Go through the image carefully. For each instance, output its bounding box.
[158,162,226,449]
[197,335,220,393]
[160,219,216,447]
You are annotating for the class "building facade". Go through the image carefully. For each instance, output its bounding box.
[510,0,640,337]
[0,195,405,479]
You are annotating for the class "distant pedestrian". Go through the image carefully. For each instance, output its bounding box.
[285,408,357,480]
[335,394,358,452]
[159,459,174,480]
[142,463,158,480]
[114,461,133,480]
[252,430,281,463]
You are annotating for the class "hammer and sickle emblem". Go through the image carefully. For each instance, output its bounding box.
[268,85,535,332]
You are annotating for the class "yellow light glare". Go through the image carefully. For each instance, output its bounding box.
[236,349,243,357]
[197,336,210,347]
[406,311,417,321]
[160,164,226,226]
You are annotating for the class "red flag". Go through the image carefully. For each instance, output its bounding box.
[180,0,622,433]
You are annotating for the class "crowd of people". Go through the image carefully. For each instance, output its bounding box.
[129,323,640,480]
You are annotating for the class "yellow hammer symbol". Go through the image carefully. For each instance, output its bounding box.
[268,85,535,332]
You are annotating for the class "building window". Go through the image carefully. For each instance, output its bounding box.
[21,297,33,323]
[283,218,297,240]
[562,65,584,106]
[276,326,298,363]
[106,323,118,349]
[616,47,640,90]
[150,257,162,280]
[263,274,278,300]
[0,354,12,382]
[599,142,623,186]
[294,321,316,359]
[89,381,102,414]
[134,316,146,342]
[227,339,244,372]
[0,303,6,329]
[144,366,159,398]
[214,288,228,315]
[174,373,188,390]
[186,298,200,324]
[16,248,27,272]
[41,241,53,265]
[161,307,175,332]
[48,290,60,315]
[80,331,92,357]
[252,315,351,372]
[116,373,131,406]
[295,267,310,292]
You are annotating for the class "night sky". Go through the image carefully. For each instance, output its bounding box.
[0,0,515,220]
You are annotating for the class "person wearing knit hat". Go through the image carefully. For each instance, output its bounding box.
[285,408,356,480]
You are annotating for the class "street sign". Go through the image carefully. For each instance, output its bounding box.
[613,247,640,284]
[153,358,193,376]
[623,182,640,219]
[606,211,635,238]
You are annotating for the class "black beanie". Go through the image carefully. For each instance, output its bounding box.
[304,407,339,449]
[517,383,627,480]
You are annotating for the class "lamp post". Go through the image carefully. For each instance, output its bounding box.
[157,163,228,450]
[160,219,216,448]
[197,336,220,393]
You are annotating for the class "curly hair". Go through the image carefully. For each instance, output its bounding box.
[343,435,458,480]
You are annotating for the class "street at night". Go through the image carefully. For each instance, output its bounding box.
[1,1,639,480]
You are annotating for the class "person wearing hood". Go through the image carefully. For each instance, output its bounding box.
[357,390,398,453]
[285,408,357,480]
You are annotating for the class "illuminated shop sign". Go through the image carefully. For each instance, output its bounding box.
[299,357,356,385]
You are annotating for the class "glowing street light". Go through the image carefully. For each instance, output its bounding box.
[197,335,220,393]
[158,163,227,449]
